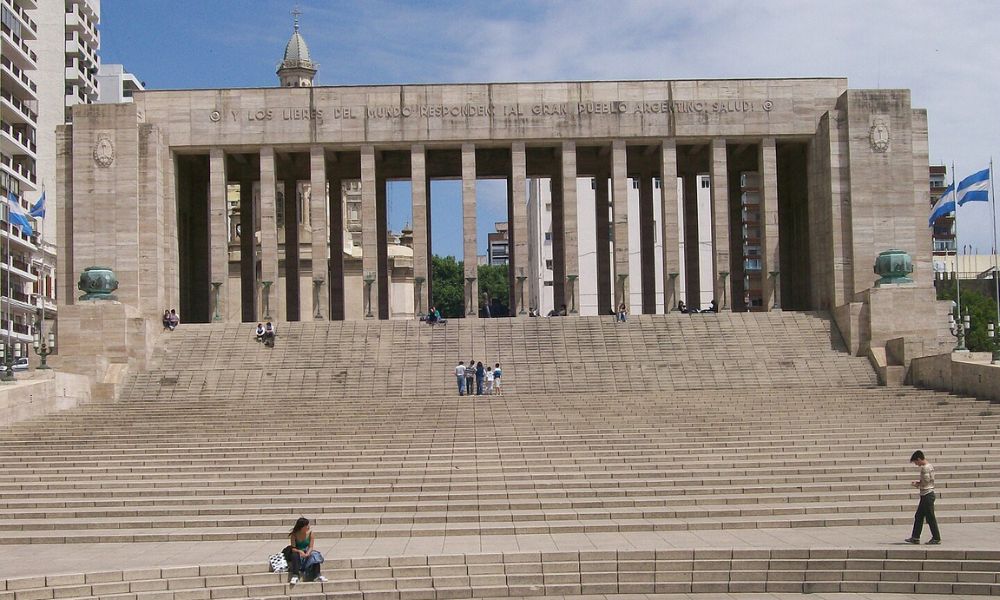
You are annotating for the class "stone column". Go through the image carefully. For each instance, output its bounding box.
[510,142,528,316]
[328,176,344,320]
[209,148,227,321]
[309,146,328,320]
[638,170,655,314]
[361,145,378,319]
[595,169,612,316]
[660,140,680,312]
[259,147,280,321]
[561,141,580,314]
[376,175,389,319]
[462,143,479,318]
[611,140,630,308]
[759,137,780,311]
[410,145,429,318]
[283,174,300,322]
[709,138,731,311]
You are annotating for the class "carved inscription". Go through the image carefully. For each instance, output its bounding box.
[215,99,773,123]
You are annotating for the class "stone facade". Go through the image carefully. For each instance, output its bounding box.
[53,78,943,381]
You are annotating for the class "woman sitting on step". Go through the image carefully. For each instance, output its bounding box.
[282,517,327,584]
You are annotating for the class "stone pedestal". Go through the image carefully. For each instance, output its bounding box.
[51,301,157,400]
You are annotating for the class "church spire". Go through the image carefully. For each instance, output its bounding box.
[277,7,318,87]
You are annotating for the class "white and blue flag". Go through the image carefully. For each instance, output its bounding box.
[5,192,33,236]
[29,191,45,219]
[957,167,990,206]
[929,182,955,227]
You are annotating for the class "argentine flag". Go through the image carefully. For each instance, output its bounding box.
[5,192,33,236]
[929,182,955,227]
[29,191,45,219]
[957,167,990,206]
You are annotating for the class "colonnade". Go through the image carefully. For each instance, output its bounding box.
[193,138,785,322]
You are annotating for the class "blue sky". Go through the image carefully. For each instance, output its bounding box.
[100,0,1000,256]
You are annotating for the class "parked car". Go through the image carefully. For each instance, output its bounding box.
[11,357,29,372]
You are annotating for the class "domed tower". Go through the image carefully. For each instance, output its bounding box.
[277,9,318,87]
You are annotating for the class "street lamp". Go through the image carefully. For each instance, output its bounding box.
[949,307,970,352]
[0,344,20,382]
[32,330,55,369]
[312,277,325,320]
[988,322,1000,365]
[719,271,729,310]
[566,274,578,314]
[363,272,376,318]
[210,282,223,321]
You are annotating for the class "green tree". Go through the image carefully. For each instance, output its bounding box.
[478,263,509,312]
[431,255,464,318]
[937,281,1000,352]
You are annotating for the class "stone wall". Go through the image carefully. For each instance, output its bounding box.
[0,371,92,428]
[910,352,1000,403]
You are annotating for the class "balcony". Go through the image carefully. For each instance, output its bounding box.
[0,55,37,98]
[0,153,36,187]
[66,3,99,47]
[2,254,35,280]
[0,88,38,124]
[741,207,761,224]
[0,323,32,342]
[0,218,37,249]
[740,171,760,191]
[1,120,36,154]
[933,239,957,252]
[1,0,38,37]
[0,21,37,69]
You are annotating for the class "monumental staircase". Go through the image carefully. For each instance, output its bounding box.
[1,312,999,598]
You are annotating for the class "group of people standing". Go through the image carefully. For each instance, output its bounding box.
[454,360,503,396]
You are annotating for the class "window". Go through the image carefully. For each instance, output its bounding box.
[744,258,762,272]
[545,259,553,270]
[701,178,711,189]
[2,7,22,38]
[654,178,661,189]
[543,280,553,287]
[631,179,639,190]
[544,232,552,241]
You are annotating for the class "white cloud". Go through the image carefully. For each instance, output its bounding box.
[299,0,1000,252]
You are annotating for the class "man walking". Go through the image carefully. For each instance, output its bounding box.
[905,450,941,545]
[455,361,466,396]
[465,360,475,398]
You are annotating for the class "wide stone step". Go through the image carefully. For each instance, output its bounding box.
[5,549,1000,600]
[0,508,997,544]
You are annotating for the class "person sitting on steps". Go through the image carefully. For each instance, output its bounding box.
[282,517,327,584]
[263,321,276,347]
[162,310,171,330]
[166,309,180,331]
[254,323,265,343]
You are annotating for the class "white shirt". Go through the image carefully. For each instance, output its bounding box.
[455,364,466,377]
[486,370,494,382]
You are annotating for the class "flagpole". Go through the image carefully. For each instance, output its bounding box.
[953,162,962,327]
[991,158,999,332]
[5,195,11,372]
